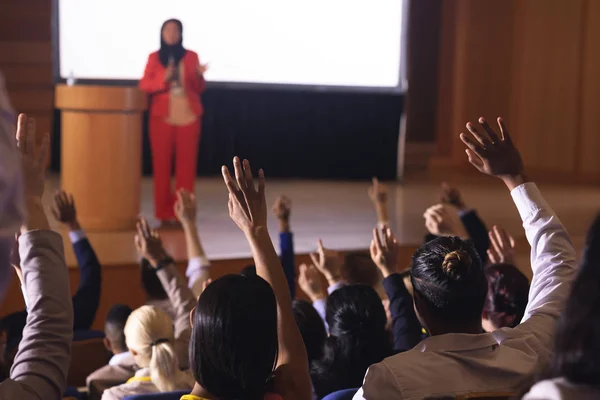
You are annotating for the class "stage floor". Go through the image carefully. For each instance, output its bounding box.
[44,172,600,270]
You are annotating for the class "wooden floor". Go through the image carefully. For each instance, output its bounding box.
[41,171,600,271]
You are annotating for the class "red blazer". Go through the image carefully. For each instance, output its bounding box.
[139,50,206,117]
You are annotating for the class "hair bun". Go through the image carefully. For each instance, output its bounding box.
[442,250,472,280]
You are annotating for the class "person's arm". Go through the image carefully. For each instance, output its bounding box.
[192,53,207,94]
[368,177,390,228]
[223,158,311,400]
[138,54,169,94]
[2,114,74,399]
[459,117,577,350]
[52,191,102,330]
[370,227,422,353]
[273,196,295,298]
[298,263,328,329]
[174,189,210,297]
[134,218,197,370]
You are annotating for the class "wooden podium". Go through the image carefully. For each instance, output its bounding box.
[55,84,147,231]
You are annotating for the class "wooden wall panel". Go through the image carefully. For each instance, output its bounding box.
[509,0,586,173]
[578,0,600,175]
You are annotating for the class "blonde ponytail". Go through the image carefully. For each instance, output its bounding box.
[125,306,194,392]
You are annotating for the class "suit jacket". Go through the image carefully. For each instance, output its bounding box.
[0,231,73,399]
[138,50,206,118]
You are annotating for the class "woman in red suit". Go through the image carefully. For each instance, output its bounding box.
[139,19,207,224]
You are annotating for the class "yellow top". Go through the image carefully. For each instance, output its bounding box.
[126,376,152,384]
[180,395,209,400]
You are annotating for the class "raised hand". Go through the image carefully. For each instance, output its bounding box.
[272,195,292,232]
[17,114,49,199]
[368,177,388,204]
[222,157,267,236]
[134,217,169,268]
[174,188,197,225]
[298,263,327,302]
[51,190,80,230]
[309,239,342,287]
[459,117,525,189]
[487,225,517,265]
[370,226,399,278]
[440,182,465,210]
[423,204,468,238]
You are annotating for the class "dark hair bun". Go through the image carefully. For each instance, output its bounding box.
[442,250,472,280]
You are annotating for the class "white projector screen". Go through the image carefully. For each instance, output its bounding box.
[55,0,406,91]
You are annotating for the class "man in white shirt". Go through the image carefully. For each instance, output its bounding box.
[354,117,578,399]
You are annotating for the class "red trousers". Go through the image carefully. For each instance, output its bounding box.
[149,117,201,221]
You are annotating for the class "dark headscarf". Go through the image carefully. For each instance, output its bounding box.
[158,19,186,67]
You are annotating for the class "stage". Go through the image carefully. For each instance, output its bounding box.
[42,171,600,271]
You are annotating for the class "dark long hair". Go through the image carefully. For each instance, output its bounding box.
[158,19,186,67]
[310,285,391,398]
[411,236,487,325]
[483,263,529,328]
[544,213,600,384]
[292,300,326,364]
[190,274,278,399]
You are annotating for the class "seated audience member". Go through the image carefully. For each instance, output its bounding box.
[101,306,194,400]
[523,213,600,400]
[174,189,211,298]
[101,218,196,399]
[310,284,391,399]
[292,299,326,365]
[2,189,102,363]
[86,304,137,387]
[354,117,578,399]
[0,114,74,398]
[241,195,297,297]
[183,158,311,400]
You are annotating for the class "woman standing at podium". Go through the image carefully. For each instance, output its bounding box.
[139,19,208,224]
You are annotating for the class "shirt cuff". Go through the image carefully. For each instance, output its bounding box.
[68,229,86,244]
[510,182,548,221]
[327,281,343,295]
[186,256,210,276]
[457,209,474,218]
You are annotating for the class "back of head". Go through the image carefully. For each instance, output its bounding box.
[105,304,133,353]
[411,236,486,325]
[484,263,530,328]
[547,213,600,384]
[125,305,191,392]
[292,300,326,364]
[240,264,257,277]
[190,274,278,399]
[140,258,168,300]
[311,284,390,397]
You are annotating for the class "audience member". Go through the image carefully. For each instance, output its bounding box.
[292,300,326,365]
[523,213,600,399]
[184,157,311,400]
[354,117,578,399]
[101,218,196,399]
[0,113,74,398]
[86,304,137,387]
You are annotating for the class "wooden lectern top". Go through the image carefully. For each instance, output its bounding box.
[55,84,147,112]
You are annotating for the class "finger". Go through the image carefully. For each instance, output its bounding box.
[299,263,308,278]
[489,230,503,258]
[136,221,144,239]
[176,190,183,206]
[370,239,377,259]
[222,165,240,194]
[466,121,492,147]
[54,191,63,208]
[509,233,515,249]
[497,117,512,143]
[24,118,36,156]
[68,193,75,208]
[233,157,247,190]
[134,234,143,252]
[497,226,513,251]
[140,218,152,238]
[385,227,394,249]
[60,191,69,207]
[242,159,255,192]
[478,117,501,144]
[258,169,265,204]
[317,239,326,256]
[16,114,27,148]
[465,149,485,172]
[459,133,486,157]
[228,194,234,215]
[487,249,498,264]
[426,209,443,224]
[309,252,320,269]
[373,228,383,251]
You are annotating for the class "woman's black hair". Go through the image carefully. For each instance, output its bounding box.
[158,19,186,67]
[310,285,391,398]
[140,258,168,300]
[483,263,530,328]
[410,236,487,324]
[190,274,278,399]
[544,213,600,385]
[292,300,326,364]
